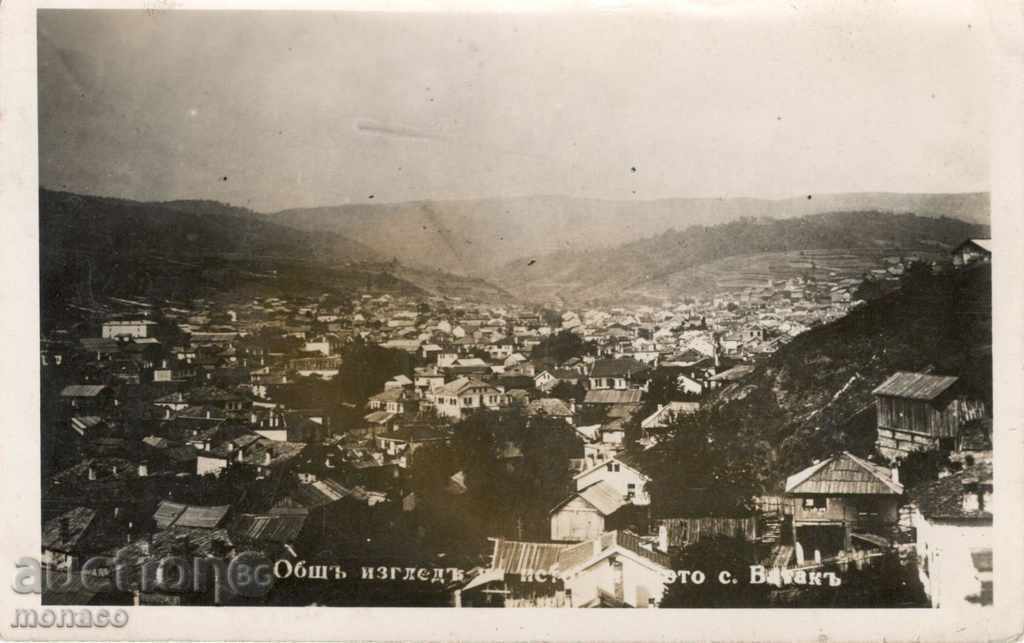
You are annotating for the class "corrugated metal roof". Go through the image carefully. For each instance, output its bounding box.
[583,389,642,405]
[153,501,187,529]
[871,371,959,401]
[490,539,573,575]
[785,452,903,495]
[60,384,110,397]
[231,513,306,543]
[153,501,229,529]
[174,504,230,529]
[490,530,671,578]
[552,481,627,516]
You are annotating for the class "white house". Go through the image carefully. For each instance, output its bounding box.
[910,462,993,608]
[102,319,157,339]
[640,401,701,430]
[462,530,672,608]
[573,453,651,506]
[432,377,507,419]
[549,481,628,542]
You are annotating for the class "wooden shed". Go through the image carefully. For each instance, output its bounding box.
[872,372,986,460]
[549,481,628,542]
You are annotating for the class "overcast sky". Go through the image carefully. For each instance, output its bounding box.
[38,5,991,212]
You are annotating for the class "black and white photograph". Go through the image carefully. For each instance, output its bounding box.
[2,1,1022,639]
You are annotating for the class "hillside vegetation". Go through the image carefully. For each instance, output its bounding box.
[266,193,989,276]
[711,262,991,484]
[493,211,989,304]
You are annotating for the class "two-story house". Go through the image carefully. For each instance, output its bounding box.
[432,377,507,420]
[783,451,903,565]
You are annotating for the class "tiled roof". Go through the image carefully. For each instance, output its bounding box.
[436,376,497,396]
[42,507,95,552]
[590,359,645,378]
[527,398,574,417]
[910,462,992,521]
[293,479,351,508]
[111,527,234,591]
[871,371,959,401]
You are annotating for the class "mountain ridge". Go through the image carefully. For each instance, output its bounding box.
[261,192,989,277]
[489,210,989,305]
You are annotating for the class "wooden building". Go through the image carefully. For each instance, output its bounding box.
[549,481,631,542]
[872,372,987,461]
[951,238,992,269]
[784,452,903,564]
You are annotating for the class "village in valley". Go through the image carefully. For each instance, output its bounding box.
[38,233,994,609]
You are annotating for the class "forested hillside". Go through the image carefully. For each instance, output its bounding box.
[494,211,989,304]
[726,262,990,482]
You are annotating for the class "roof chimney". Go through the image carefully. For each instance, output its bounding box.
[891,466,900,486]
[657,524,669,553]
[138,462,149,478]
[87,466,96,481]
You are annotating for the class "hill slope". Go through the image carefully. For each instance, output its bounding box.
[265,192,989,276]
[492,211,989,304]
[38,190,495,329]
[711,263,992,484]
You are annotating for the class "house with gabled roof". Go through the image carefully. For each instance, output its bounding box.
[908,461,992,608]
[951,238,991,269]
[60,384,115,413]
[431,377,507,419]
[457,530,671,608]
[573,452,652,506]
[640,401,700,430]
[526,398,575,424]
[587,358,647,391]
[783,451,903,564]
[549,481,633,542]
[42,506,122,573]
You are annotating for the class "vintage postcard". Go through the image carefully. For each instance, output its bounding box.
[0,0,1022,640]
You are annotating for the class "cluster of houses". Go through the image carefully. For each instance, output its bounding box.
[38,239,994,608]
[455,367,993,609]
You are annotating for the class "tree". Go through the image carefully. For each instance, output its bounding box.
[408,443,459,497]
[517,418,583,510]
[897,448,959,490]
[532,330,595,364]
[336,338,414,404]
[550,380,586,403]
[644,399,773,517]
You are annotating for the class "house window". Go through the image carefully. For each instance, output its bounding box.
[463,397,473,406]
[606,462,620,472]
[626,483,636,499]
[803,497,827,510]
